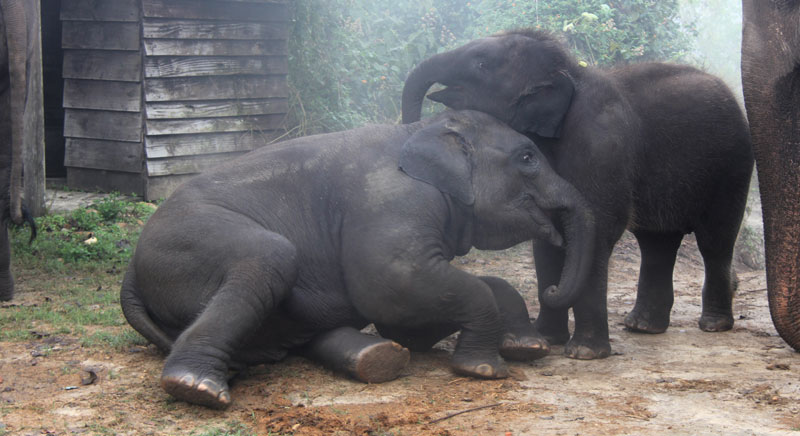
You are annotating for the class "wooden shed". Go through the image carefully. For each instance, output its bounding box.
[57,0,289,200]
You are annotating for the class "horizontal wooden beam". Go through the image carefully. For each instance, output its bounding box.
[65,138,143,173]
[142,0,289,22]
[145,75,287,101]
[145,130,282,158]
[67,167,144,195]
[144,56,288,78]
[64,109,143,142]
[63,79,141,112]
[143,39,287,57]
[142,19,289,40]
[62,50,142,82]
[146,114,285,136]
[62,21,140,51]
[60,0,140,22]
[146,152,249,177]
[145,98,288,119]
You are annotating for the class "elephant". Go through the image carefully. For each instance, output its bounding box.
[0,0,38,302]
[120,110,596,409]
[402,29,754,359]
[741,0,800,351]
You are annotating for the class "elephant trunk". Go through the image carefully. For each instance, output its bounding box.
[531,175,595,310]
[402,53,454,124]
[3,0,28,225]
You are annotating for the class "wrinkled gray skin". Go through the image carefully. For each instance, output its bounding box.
[0,0,37,302]
[403,30,754,359]
[121,110,595,409]
[741,0,800,351]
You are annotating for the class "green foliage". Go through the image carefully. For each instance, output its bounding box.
[9,194,157,271]
[191,421,257,436]
[288,0,693,134]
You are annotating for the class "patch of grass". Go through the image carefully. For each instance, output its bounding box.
[1,194,157,351]
[9,193,156,272]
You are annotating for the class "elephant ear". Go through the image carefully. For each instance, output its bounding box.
[399,119,475,205]
[517,71,575,138]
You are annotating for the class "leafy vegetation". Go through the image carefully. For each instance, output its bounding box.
[287,0,694,135]
[1,194,156,348]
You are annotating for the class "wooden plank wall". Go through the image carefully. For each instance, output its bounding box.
[141,0,289,200]
[61,0,145,195]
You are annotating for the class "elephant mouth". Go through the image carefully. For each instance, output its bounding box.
[520,194,564,248]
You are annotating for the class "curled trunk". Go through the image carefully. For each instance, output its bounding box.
[402,53,455,124]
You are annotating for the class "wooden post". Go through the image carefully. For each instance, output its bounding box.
[23,0,45,217]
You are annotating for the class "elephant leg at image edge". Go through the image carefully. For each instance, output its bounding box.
[0,225,12,301]
[624,231,683,333]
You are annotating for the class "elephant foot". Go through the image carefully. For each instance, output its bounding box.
[161,369,232,409]
[699,312,734,332]
[564,337,611,360]
[351,340,410,383]
[451,354,509,379]
[623,308,669,334]
[499,332,550,361]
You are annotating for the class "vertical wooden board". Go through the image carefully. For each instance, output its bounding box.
[142,0,289,22]
[63,79,141,112]
[62,50,142,81]
[144,56,288,78]
[145,98,288,119]
[145,76,288,102]
[143,39,287,57]
[24,0,46,216]
[62,21,140,50]
[64,138,143,173]
[64,109,143,142]
[60,0,140,22]
[142,19,289,40]
[67,167,144,195]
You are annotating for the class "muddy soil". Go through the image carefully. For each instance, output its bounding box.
[0,232,798,435]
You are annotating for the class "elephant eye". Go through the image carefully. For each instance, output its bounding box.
[521,151,535,163]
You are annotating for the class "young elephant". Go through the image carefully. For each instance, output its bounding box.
[121,110,595,409]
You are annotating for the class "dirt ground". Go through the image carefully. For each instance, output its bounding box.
[0,230,798,435]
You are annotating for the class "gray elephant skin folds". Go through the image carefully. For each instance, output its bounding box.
[120,110,595,408]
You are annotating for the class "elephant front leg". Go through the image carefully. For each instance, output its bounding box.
[299,326,410,383]
[479,276,550,361]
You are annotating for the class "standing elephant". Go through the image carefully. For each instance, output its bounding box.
[0,0,38,301]
[402,30,754,359]
[121,110,596,409]
[741,0,800,351]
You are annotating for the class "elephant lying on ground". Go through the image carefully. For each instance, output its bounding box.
[402,30,754,359]
[121,110,595,409]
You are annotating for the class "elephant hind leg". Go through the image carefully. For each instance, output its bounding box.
[299,326,410,383]
[624,230,683,334]
[695,225,739,333]
[161,232,298,409]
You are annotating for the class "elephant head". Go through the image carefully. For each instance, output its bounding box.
[402,30,578,139]
[400,111,595,309]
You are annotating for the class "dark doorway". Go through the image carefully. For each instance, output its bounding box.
[41,0,65,178]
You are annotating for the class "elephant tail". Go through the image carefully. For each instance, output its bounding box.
[120,265,173,353]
